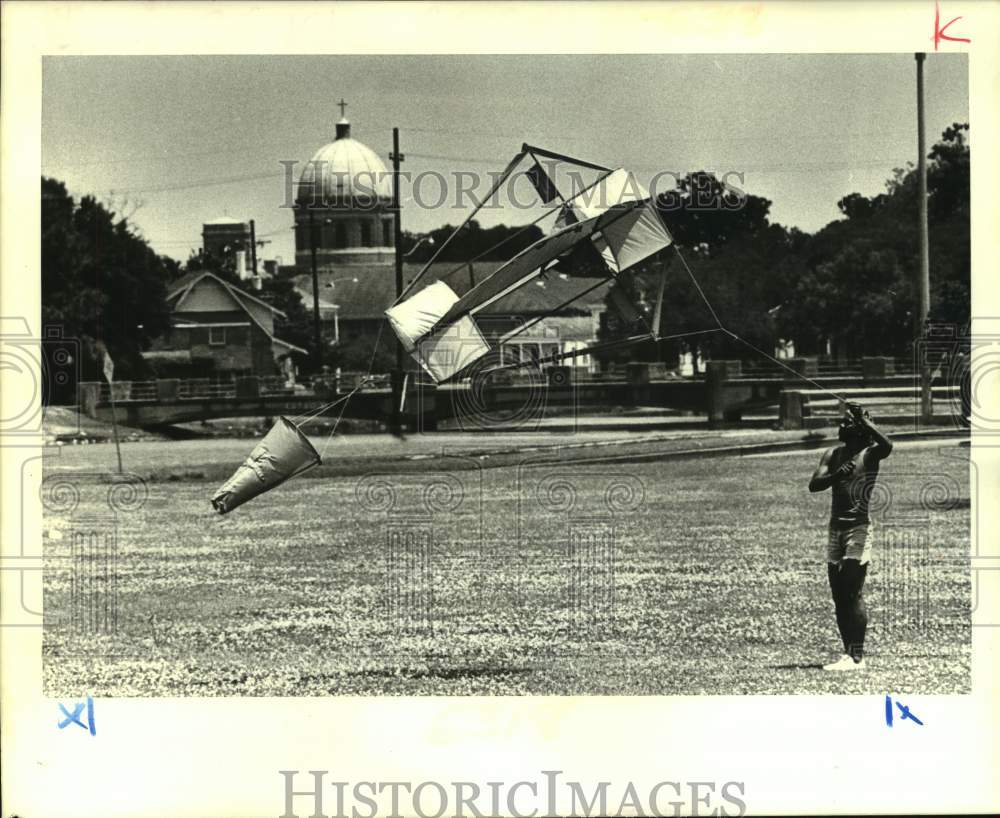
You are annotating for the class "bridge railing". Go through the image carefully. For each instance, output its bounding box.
[176,379,236,399]
[259,376,296,395]
[98,381,158,402]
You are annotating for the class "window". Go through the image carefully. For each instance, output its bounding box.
[360,221,372,247]
[382,220,392,246]
[208,327,226,346]
[335,222,347,248]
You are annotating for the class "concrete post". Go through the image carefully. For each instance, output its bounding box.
[626,362,651,406]
[780,390,805,430]
[546,365,575,418]
[862,356,893,381]
[156,379,180,401]
[413,382,438,433]
[78,382,101,418]
[235,376,260,399]
[787,357,818,378]
[706,360,743,426]
[547,366,572,388]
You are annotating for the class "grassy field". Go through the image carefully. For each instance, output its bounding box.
[42,438,971,696]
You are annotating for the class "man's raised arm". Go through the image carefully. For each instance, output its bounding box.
[849,403,893,459]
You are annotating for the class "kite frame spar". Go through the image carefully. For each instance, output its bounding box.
[386,143,696,383]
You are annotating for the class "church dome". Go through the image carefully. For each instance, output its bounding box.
[298,119,392,203]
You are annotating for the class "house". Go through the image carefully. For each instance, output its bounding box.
[144,271,307,377]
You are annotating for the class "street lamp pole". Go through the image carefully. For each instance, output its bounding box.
[915,52,933,423]
[390,127,405,435]
[324,277,358,348]
[308,208,322,369]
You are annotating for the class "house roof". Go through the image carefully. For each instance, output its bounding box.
[292,261,610,321]
[166,271,308,356]
[167,271,287,318]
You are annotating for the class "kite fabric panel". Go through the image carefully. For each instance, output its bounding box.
[567,168,673,273]
[600,203,673,272]
[568,168,647,218]
[526,161,560,203]
[385,280,491,382]
[432,201,646,330]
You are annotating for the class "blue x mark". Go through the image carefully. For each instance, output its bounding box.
[58,697,96,735]
[885,695,923,727]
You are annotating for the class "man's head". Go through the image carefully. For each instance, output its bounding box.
[838,405,870,446]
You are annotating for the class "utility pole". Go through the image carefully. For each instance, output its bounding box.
[916,52,933,423]
[390,127,405,435]
[249,219,258,277]
[308,208,322,369]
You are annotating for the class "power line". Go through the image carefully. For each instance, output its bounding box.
[83,152,915,198]
[105,170,287,195]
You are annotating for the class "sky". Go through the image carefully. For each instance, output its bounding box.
[41,53,969,266]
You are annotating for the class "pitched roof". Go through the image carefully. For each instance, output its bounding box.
[293,261,609,321]
[166,271,307,356]
[167,271,286,318]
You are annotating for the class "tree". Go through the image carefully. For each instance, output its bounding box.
[42,177,178,386]
[596,172,801,368]
[401,220,545,263]
[779,123,970,356]
[331,326,396,373]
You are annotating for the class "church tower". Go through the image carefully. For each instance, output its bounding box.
[294,101,395,269]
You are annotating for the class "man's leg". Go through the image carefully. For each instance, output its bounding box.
[839,558,869,663]
[827,562,849,653]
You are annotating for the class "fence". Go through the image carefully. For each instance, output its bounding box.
[79,355,965,431]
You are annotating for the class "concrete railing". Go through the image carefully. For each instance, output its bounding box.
[75,356,955,430]
[779,385,964,429]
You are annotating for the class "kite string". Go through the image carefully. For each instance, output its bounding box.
[397,150,529,304]
[310,378,370,459]
[317,319,390,459]
[291,320,389,427]
[672,246,724,330]
[722,329,849,403]
[290,390,353,425]
[672,245,848,401]
[670,245,849,403]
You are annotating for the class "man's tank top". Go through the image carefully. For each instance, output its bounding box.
[830,446,879,527]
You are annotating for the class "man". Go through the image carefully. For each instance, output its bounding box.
[809,402,893,671]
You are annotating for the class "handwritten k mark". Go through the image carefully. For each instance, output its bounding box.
[934,1,971,50]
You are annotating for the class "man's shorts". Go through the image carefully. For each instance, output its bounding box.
[827,521,873,565]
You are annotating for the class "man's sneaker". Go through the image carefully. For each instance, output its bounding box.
[822,654,866,672]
